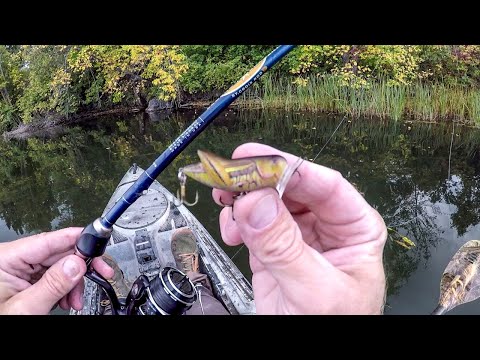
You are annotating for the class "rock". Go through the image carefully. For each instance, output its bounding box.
[146,98,174,112]
[146,109,172,122]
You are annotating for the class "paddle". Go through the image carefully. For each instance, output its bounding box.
[431,240,480,315]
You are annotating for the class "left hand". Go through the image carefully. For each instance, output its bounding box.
[0,227,114,314]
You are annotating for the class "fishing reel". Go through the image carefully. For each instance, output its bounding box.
[74,218,198,315]
[125,267,198,315]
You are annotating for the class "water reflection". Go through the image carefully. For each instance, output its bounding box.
[1,109,480,314]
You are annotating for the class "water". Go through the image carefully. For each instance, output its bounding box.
[2,108,480,315]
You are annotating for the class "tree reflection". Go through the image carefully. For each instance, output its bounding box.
[1,109,480,299]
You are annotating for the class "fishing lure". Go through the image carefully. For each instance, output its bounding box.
[174,150,302,206]
[173,116,349,207]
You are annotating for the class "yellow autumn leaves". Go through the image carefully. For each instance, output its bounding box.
[68,45,188,102]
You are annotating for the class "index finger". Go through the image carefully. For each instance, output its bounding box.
[212,143,370,224]
[3,227,84,266]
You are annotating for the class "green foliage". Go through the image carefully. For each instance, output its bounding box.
[0,101,16,132]
[1,45,480,129]
[418,45,480,86]
[0,46,22,130]
[179,45,274,94]
[68,45,187,105]
[0,45,188,126]
[281,45,480,90]
[15,46,74,122]
[285,45,424,87]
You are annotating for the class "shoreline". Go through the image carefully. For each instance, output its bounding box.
[2,107,140,140]
[4,95,479,140]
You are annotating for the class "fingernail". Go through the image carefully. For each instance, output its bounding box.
[248,194,278,229]
[63,258,80,278]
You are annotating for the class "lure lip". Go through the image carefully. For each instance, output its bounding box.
[180,162,205,174]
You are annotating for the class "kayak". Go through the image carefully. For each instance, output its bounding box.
[71,164,255,315]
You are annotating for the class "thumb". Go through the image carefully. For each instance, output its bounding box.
[233,188,332,280]
[16,255,86,314]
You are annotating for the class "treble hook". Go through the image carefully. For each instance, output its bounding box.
[173,168,199,207]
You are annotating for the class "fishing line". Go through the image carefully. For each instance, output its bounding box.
[311,115,347,163]
[231,244,245,260]
[447,120,455,181]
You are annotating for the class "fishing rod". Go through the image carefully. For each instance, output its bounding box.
[74,45,295,314]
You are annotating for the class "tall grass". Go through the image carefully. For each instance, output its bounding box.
[238,75,480,125]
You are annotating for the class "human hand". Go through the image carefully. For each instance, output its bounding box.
[213,143,387,315]
[0,227,114,314]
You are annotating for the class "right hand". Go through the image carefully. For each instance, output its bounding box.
[213,143,387,315]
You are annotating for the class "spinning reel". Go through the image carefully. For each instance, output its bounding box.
[74,219,197,315]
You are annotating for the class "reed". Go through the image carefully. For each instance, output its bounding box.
[238,75,480,125]
[468,91,480,126]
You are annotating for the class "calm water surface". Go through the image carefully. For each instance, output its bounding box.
[2,108,480,315]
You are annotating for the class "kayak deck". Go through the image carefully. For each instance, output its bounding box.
[72,164,255,315]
